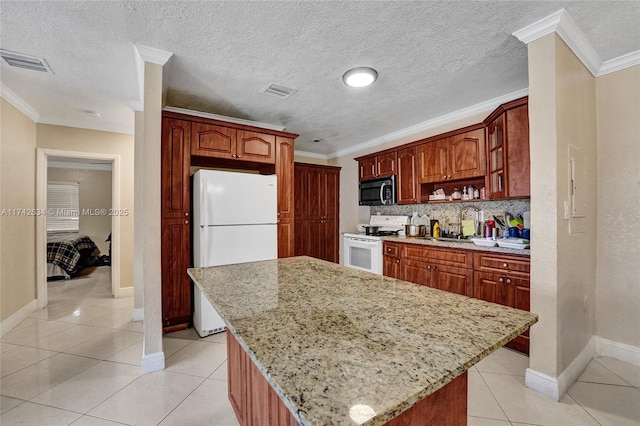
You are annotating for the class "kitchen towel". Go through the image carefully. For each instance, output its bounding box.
[462,220,475,236]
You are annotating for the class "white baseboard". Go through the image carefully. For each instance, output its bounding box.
[595,336,640,367]
[526,336,596,401]
[132,308,144,322]
[115,286,134,298]
[0,299,37,337]
[142,351,165,374]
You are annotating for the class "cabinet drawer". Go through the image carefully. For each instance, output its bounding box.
[402,244,472,269]
[473,252,530,275]
[383,242,400,257]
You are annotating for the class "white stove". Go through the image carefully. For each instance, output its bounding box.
[343,215,408,274]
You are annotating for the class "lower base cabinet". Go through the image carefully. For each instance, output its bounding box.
[383,241,531,354]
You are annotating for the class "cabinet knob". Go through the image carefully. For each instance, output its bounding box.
[237,154,242,158]
[185,220,189,224]
[502,263,508,268]
[443,175,447,179]
[396,259,400,263]
[185,212,189,217]
[427,265,431,270]
[447,175,452,179]
[499,277,504,283]
[506,278,511,284]
[231,154,237,158]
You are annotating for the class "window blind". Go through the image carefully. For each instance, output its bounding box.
[47,181,80,232]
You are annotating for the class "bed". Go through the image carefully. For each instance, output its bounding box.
[47,233,100,279]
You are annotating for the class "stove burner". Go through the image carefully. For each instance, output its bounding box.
[369,230,399,237]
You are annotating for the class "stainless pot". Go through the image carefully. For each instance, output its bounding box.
[405,224,426,237]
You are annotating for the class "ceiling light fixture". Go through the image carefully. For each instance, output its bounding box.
[342,67,378,88]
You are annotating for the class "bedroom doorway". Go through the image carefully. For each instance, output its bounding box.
[36,149,122,308]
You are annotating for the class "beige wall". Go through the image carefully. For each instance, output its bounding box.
[36,125,134,290]
[294,155,329,166]
[47,168,113,255]
[595,65,640,348]
[0,99,37,322]
[528,34,598,377]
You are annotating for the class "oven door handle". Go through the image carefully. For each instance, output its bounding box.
[345,237,381,247]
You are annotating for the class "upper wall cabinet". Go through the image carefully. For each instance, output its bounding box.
[484,98,530,199]
[358,152,397,181]
[418,128,485,183]
[396,147,419,204]
[191,123,276,164]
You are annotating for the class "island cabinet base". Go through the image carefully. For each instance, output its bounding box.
[227,332,468,425]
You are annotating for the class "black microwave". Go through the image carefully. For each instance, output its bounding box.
[359,175,397,206]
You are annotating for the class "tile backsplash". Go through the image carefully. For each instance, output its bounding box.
[370,199,530,236]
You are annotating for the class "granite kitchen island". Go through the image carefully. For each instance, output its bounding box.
[188,256,537,426]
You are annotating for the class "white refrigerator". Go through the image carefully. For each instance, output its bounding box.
[192,170,278,337]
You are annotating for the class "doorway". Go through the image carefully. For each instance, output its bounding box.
[36,148,122,308]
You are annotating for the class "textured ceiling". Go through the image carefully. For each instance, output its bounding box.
[1,1,639,157]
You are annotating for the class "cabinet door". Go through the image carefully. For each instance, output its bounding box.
[448,128,486,180]
[322,219,338,263]
[473,271,509,306]
[161,118,191,218]
[237,130,276,164]
[294,166,308,220]
[400,259,430,287]
[433,265,473,297]
[294,220,310,257]
[227,333,247,425]
[306,167,322,219]
[376,152,397,178]
[383,256,401,279]
[191,122,236,159]
[320,169,339,220]
[397,147,418,204]
[358,157,377,181]
[505,104,530,198]
[487,115,506,199]
[161,218,191,327]
[278,218,295,258]
[276,137,295,219]
[418,140,448,183]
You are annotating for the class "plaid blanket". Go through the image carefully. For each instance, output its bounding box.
[47,233,98,275]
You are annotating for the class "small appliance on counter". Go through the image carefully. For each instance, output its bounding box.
[343,215,409,274]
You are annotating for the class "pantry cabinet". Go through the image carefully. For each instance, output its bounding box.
[294,163,340,263]
[161,111,297,331]
[418,128,485,184]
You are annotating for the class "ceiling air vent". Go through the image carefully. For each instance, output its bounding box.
[260,83,297,99]
[0,49,52,73]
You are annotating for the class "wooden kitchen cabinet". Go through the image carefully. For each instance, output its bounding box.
[473,251,531,354]
[383,242,402,279]
[276,137,295,257]
[418,128,485,183]
[161,111,297,331]
[484,98,530,199]
[191,122,276,164]
[161,118,192,329]
[294,163,340,263]
[357,152,397,181]
[396,147,419,204]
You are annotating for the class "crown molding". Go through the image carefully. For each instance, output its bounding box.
[48,160,112,171]
[327,88,528,160]
[294,150,330,160]
[514,8,609,77]
[598,50,640,76]
[38,116,134,135]
[163,106,285,131]
[0,83,40,122]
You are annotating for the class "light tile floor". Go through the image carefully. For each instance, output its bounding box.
[1,267,639,425]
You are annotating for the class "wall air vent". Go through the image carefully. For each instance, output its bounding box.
[0,49,53,73]
[260,83,297,99]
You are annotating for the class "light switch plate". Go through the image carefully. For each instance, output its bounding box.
[564,201,570,220]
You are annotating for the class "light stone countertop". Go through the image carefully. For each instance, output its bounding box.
[188,256,537,426]
[380,235,531,256]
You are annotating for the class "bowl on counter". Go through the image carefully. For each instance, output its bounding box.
[471,237,498,247]
[405,224,427,237]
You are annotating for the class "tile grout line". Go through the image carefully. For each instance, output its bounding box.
[592,356,638,388]
[153,375,209,426]
[476,370,514,424]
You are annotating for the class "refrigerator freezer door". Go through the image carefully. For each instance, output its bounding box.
[195,224,277,267]
[195,170,277,226]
